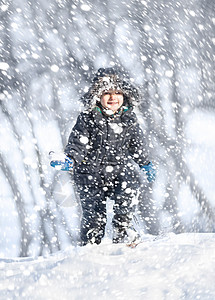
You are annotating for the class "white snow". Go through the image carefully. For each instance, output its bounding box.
[1,233,215,299]
[165,70,174,78]
[50,64,60,73]
[80,136,89,144]
[0,62,9,70]
[105,166,114,173]
[0,4,9,11]
[80,4,91,12]
[125,187,132,194]
[109,123,123,134]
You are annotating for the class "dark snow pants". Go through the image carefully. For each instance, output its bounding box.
[74,164,139,245]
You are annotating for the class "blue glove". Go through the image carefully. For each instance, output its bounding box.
[50,153,74,171]
[141,162,156,182]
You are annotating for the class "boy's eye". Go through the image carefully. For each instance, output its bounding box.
[102,91,123,96]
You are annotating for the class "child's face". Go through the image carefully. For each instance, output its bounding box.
[100,90,124,112]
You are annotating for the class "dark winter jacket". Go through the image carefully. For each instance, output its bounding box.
[64,105,149,175]
[65,67,150,184]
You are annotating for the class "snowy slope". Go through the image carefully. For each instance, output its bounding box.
[1,233,215,300]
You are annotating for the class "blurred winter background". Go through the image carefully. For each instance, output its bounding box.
[0,0,214,258]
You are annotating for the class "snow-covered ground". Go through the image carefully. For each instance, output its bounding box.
[1,233,215,300]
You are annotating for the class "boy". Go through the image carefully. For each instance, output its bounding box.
[51,67,156,245]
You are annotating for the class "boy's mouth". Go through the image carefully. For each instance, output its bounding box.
[107,101,118,105]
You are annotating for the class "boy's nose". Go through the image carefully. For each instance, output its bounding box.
[110,93,116,99]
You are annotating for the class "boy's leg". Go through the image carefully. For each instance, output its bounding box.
[80,189,106,245]
[75,174,106,245]
[112,166,139,243]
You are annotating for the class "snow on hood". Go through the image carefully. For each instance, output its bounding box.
[81,67,140,107]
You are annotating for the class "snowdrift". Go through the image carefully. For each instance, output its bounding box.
[1,233,215,300]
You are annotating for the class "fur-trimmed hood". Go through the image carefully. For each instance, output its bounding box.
[80,67,139,107]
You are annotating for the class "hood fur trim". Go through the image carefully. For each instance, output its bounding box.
[81,67,139,107]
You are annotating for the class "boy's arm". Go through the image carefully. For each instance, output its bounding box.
[64,112,90,165]
[128,122,150,166]
[129,122,156,182]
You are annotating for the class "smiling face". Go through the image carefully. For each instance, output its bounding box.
[100,90,124,113]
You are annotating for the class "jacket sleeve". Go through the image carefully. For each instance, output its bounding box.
[64,112,91,165]
[128,121,150,167]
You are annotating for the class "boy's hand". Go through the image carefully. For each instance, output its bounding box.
[49,152,74,171]
[141,162,156,182]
